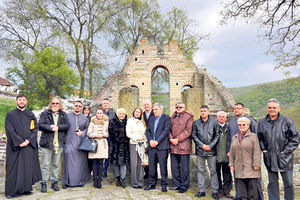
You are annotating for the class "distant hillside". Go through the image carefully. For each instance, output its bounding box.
[229,77,300,128]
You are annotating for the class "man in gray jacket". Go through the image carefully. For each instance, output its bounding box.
[192,105,220,200]
[258,98,299,200]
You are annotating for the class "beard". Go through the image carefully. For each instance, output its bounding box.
[17,104,26,109]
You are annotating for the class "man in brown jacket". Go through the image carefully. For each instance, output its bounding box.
[169,102,194,193]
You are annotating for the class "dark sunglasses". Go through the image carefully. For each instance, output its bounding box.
[51,102,60,105]
[176,106,183,109]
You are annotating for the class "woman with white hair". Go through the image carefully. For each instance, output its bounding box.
[229,117,261,200]
[109,108,129,188]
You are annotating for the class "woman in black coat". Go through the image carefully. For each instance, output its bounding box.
[109,108,129,188]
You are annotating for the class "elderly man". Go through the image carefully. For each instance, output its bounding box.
[5,94,41,198]
[101,98,115,177]
[216,111,232,199]
[39,96,69,192]
[142,99,154,127]
[192,105,220,200]
[258,98,299,200]
[144,103,171,192]
[169,102,194,193]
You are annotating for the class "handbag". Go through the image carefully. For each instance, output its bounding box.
[79,136,98,153]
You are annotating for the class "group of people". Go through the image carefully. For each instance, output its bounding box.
[4,94,299,200]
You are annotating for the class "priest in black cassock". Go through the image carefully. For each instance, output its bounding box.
[4,94,41,198]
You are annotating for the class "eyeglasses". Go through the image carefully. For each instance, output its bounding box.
[51,102,60,105]
[75,105,82,108]
[238,124,247,126]
[176,106,183,109]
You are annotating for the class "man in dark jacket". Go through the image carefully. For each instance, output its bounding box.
[192,105,220,200]
[258,98,299,200]
[144,103,171,192]
[39,96,69,192]
[102,98,115,177]
[215,111,232,199]
[169,102,194,193]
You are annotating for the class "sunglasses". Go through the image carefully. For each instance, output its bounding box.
[51,102,60,105]
[176,106,183,109]
[238,124,247,126]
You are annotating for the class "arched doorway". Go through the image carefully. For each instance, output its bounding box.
[151,66,170,115]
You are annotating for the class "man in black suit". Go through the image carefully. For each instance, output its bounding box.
[144,103,171,192]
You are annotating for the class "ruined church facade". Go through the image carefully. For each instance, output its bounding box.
[95,38,235,117]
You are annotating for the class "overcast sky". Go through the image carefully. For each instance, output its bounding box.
[1,0,299,88]
[159,0,299,88]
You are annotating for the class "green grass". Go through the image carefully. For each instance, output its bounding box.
[151,93,170,115]
[0,98,16,132]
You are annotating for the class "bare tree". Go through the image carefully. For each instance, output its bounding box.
[38,0,123,97]
[221,0,300,71]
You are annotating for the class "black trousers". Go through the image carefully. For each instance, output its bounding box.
[216,162,232,194]
[238,178,258,200]
[91,159,103,182]
[148,148,168,187]
[170,154,190,190]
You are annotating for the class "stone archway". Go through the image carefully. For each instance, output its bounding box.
[151,66,170,114]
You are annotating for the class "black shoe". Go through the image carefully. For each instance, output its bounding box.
[212,193,219,200]
[97,180,102,189]
[194,192,206,197]
[51,182,60,191]
[40,182,47,193]
[116,176,121,187]
[5,194,18,199]
[62,184,68,189]
[178,188,187,193]
[103,171,107,177]
[120,178,126,188]
[161,186,167,192]
[169,186,180,190]
[23,191,33,195]
[144,185,155,190]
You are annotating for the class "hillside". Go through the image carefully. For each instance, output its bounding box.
[229,77,300,128]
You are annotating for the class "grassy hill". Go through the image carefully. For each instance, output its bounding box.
[229,77,300,128]
[0,97,16,133]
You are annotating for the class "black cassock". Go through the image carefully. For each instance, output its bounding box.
[5,108,41,196]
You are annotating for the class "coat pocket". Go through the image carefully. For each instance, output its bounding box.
[263,151,271,169]
[278,152,292,169]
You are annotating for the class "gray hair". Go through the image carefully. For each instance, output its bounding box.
[217,111,227,117]
[268,98,280,106]
[153,103,164,111]
[237,117,250,126]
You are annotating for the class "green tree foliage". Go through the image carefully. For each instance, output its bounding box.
[6,47,79,109]
[221,0,300,71]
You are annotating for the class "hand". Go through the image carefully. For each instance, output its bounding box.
[227,152,230,157]
[170,139,179,145]
[263,150,268,153]
[230,166,235,171]
[75,130,83,136]
[140,136,145,141]
[51,125,58,132]
[149,140,156,148]
[19,139,30,147]
[202,144,208,150]
[253,166,259,171]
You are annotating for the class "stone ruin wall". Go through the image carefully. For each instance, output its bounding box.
[95,38,235,116]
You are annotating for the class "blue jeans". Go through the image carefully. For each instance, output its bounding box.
[267,169,294,200]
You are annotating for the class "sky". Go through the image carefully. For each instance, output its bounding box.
[159,0,299,88]
[1,0,299,88]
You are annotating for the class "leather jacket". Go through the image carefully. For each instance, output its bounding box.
[257,113,299,172]
[39,110,70,149]
[192,116,220,156]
